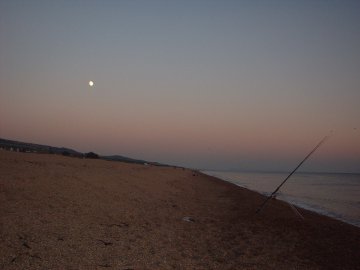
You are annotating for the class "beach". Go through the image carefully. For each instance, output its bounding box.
[0,150,359,270]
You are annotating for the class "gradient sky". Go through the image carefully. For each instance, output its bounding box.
[1,0,359,172]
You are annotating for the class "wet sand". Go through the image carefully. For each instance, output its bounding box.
[0,150,359,269]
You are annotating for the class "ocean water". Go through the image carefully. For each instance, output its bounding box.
[202,171,360,227]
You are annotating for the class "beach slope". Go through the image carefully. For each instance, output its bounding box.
[0,151,359,269]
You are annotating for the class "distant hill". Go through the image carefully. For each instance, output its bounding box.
[101,155,169,167]
[0,138,82,157]
[101,155,148,164]
[0,138,170,166]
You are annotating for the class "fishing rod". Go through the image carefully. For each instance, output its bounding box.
[256,135,331,214]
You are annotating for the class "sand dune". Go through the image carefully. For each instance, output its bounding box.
[0,150,359,269]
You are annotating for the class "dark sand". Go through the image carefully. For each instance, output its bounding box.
[1,150,359,269]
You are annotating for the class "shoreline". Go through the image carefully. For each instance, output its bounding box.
[201,170,360,229]
[1,151,360,269]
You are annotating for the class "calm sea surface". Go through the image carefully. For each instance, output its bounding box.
[202,171,360,227]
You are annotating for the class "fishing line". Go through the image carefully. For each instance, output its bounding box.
[256,134,331,214]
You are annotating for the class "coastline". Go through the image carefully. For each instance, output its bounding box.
[201,170,360,228]
[1,150,359,269]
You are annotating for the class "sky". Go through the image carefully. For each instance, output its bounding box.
[1,0,359,173]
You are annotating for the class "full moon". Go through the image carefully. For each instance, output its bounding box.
[89,80,94,87]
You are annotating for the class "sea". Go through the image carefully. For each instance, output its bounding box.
[202,171,360,227]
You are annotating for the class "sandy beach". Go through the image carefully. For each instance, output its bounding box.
[0,150,359,270]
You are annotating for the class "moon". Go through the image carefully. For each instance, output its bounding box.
[89,80,94,87]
